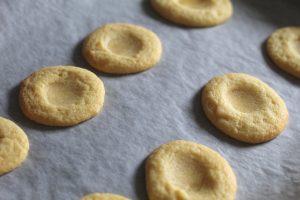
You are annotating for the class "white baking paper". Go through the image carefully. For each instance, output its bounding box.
[0,0,299,199]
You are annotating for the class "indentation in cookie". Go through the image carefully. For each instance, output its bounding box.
[165,152,215,193]
[177,0,214,9]
[107,32,143,57]
[226,87,264,113]
[46,81,85,105]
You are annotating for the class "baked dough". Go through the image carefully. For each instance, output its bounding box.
[0,117,29,175]
[20,66,105,126]
[80,193,129,200]
[267,27,300,78]
[146,140,237,200]
[151,0,233,27]
[202,73,288,143]
[82,23,162,74]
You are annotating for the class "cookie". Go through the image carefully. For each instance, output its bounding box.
[82,23,162,74]
[151,0,233,27]
[267,27,300,78]
[0,117,29,175]
[20,66,105,126]
[202,73,288,143]
[146,140,237,200]
[80,193,129,200]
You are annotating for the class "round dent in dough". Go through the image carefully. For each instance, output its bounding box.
[82,23,162,74]
[202,73,288,143]
[146,140,237,200]
[19,66,105,126]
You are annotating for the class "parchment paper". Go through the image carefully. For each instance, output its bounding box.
[0,0,300,199]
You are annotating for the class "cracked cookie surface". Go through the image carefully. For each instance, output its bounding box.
[19,66,105,126]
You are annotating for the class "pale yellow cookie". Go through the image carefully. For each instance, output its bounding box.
[82,23,162,74]
[80,193,129,200]
[202,73,288,143]
[20,66,105,126]
[146,140,237,200]
[0,117,29,175]
[267,27,300,78]
[151,0,233,27]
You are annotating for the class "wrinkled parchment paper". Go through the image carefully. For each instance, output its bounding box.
[0,0,299,199]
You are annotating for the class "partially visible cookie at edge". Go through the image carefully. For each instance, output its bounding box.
[151,0,233,27]
[146,140,237,200]
[267,26,300,78]
[0,117,29,175]
[80,193,130,200]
